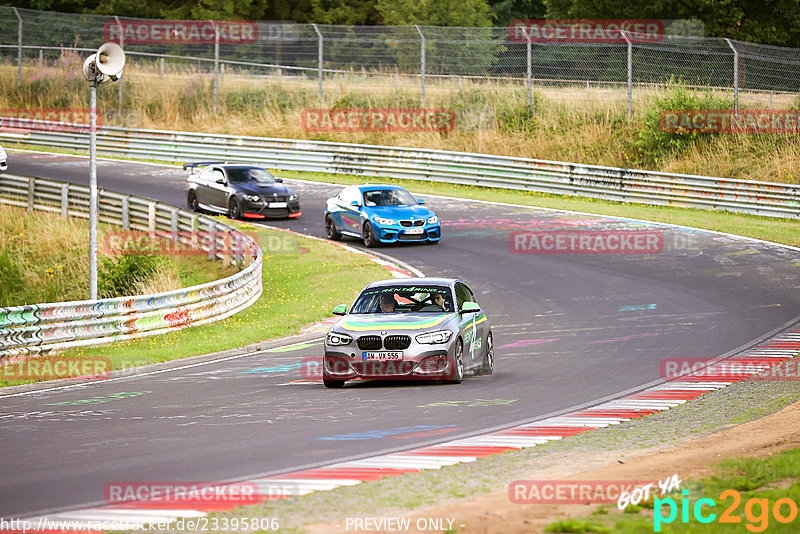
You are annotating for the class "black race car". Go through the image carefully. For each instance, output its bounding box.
[184,162,301,220]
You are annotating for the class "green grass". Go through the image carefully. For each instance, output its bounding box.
[0,223,388,388]
[546,448,800,533]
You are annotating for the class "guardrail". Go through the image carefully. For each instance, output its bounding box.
[1,120,797,219]
[0,173,262,361]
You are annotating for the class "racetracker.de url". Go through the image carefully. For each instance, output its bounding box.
[0,516,280,532]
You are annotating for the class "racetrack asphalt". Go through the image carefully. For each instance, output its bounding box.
[1,151,799,518]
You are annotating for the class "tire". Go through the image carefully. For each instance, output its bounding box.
[325,214,341,241]
[323,377,345,388]
[476,332,494,376]
[447,338,465,384]
[228,197,242,220]
[363,221,378,248]
[187,191,202,213]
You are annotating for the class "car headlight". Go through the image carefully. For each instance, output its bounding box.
[326,332,352,346]
[427,215,439,224]
[416,330,453,344]
[289,194,298,201]
[373,217,395,225]
[242,194,260,202]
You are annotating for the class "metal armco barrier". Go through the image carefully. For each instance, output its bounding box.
[0,120,797,219]
[0,173,263,361]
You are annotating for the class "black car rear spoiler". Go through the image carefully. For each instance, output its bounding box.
[183,161,228,171]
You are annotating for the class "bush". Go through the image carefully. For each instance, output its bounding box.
[636,81,733,165]
[98,254,163,298]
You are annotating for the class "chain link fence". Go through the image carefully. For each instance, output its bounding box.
[1,7,799,114]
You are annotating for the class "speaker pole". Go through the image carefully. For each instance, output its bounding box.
[89,77,98,300]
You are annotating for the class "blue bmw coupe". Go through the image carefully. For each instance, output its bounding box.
[324,185,441,247]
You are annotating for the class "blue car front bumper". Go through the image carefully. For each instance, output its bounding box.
[376,225,441,243]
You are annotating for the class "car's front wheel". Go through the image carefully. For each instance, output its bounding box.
[447,338,465,384]
[325,214,341,241]
[228,197,242,220]
[363,221,378,248]
[476,332,494,376]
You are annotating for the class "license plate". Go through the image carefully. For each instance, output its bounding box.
[362,351,403,361]
[268,202,288,208]
[404,228,424,235]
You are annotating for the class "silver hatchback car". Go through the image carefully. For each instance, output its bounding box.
[323,277,494,388]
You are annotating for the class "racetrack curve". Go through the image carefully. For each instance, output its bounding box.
[1,151,799,518]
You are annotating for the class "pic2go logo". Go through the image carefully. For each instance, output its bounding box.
[655,489,799,532]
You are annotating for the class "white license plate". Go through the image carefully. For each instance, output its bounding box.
[362,351,403,361]
[404,228,424,234]
[268,202,288,208]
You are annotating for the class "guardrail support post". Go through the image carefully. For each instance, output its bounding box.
[725,38,739,112]
[415,25,426,107]
[170,208,178,244]
[233,232,242,266]
[208,222,216,260]
[312,23,323,103]
[148,202,156,237]
[60,183,68,218]
[121,196,129,230]
[223,230,231,267]
[191,215,199,250]
[13,8,22,87]
[27,177,34,212]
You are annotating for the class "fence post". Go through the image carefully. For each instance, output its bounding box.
[27,177,34,212]
[415,25,426,107]
[208,221,216,260]
[114,16,124,110]
[312,24,323,103]
[148,202,156,237]
[13,7,22,87]
[525,29,532,114]
[622,31,632,119]
[212,20,220,113]
[160,56,165,79]
[725,38,739,112]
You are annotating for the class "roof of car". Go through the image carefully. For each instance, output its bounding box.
[365,277,458,289]
[352,184,409,192]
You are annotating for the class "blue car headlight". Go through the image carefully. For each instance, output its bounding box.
[242,194,260,202]
[416,330,453,344]
[327,332,352,346]
[427,215,439,224]
[373,217,395,226]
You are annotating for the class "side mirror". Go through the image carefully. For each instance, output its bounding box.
[350,200,361,207]
[215,177,225,185]
[417,198,426,205]
[460,301,480,314]
[332,304,347,316]
[275,177,284,183]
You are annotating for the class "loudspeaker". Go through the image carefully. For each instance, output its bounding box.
[82,42,125,84]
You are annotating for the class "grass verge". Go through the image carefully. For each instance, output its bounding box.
[0,222,388,388]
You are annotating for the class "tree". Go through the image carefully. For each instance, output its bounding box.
[376,0,493,27]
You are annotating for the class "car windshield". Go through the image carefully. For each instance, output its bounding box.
[363,188,416,206]
[227,168,276,184]
[350,285,453,314]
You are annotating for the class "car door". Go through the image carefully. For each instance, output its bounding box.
[334,187,363,235]
[206,167,229,212]
[456,282,488,365]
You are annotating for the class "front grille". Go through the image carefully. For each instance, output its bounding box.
[357,335,382,350]
[400,220,412,227]
[384,335,411,350]
[398,232,426,240]
[353,361,414,376]
[414,219,425,226]
[399,220,426,227]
